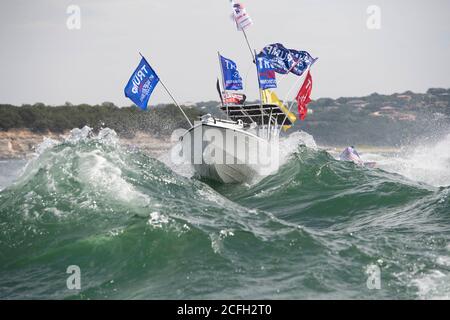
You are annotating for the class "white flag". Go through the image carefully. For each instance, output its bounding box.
[230,1,253,31]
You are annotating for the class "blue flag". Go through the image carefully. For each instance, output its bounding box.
[124,56,159,110]
[260,43,317,76]
[256,53,277,90]
[220,55,243,91]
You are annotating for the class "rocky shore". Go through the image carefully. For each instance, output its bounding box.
[0,129,175,159]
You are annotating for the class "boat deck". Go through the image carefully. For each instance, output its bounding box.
[220,103,294,126]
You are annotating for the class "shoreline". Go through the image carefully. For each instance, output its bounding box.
[0,129,175,160]
[319,145,401,154]
[0,129,402,160]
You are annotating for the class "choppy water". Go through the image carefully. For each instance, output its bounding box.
[0,128,449,299]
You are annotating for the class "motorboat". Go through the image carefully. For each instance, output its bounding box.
[181,103,293,183]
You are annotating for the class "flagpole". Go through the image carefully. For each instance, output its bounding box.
[245,34,266,131]
[254,50,265,129]
[229,1,264,130]
[239,29,265,131]
[139,52,193,128]
[277,57,302,88]
[242,29,255,62]
[159,79,193,128]
[218,51,229,120]
[216,78,224,107]
[239,27,264,127]
[241,30,264,123]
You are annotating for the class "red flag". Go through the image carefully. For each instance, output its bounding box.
[296,71,313,120]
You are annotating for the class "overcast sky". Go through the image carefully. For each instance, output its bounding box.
[0,0,449,106]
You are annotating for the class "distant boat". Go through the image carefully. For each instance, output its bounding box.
[339,146,377,168]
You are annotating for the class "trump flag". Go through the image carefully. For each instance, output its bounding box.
[260,43,317,77]
[220,54,243,91]
[124,56,159,110]
[256,54,277,90]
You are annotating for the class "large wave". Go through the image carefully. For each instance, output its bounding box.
[0,127,448,299]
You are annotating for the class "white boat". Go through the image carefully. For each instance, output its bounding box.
[181,103,293,183]
[339,146,377,168]
[178,5,309,183]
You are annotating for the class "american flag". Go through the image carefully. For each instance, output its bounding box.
[231,1,253,31]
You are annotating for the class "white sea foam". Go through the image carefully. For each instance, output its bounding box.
[77,150,149,206]
[147,211,170,228]
[35,137,60,155]
[33,126,149,207]
[158,141,195,179]
[373,133,450,187]
[64,126,94,144]
[411,270,450,300]
[278,131,317,164]
[96,127,119,145]
[328,133,450,187]
[436,256,450,267]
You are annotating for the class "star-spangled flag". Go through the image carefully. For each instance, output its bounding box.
[230,0,253,31]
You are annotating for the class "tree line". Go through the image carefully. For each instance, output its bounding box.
[0,103,201,138]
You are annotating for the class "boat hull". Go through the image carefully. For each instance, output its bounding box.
[181,122,268,183]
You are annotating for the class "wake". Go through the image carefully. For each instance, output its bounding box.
[364,133,450,187]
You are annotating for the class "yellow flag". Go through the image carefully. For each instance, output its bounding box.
[262,90,297,131]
